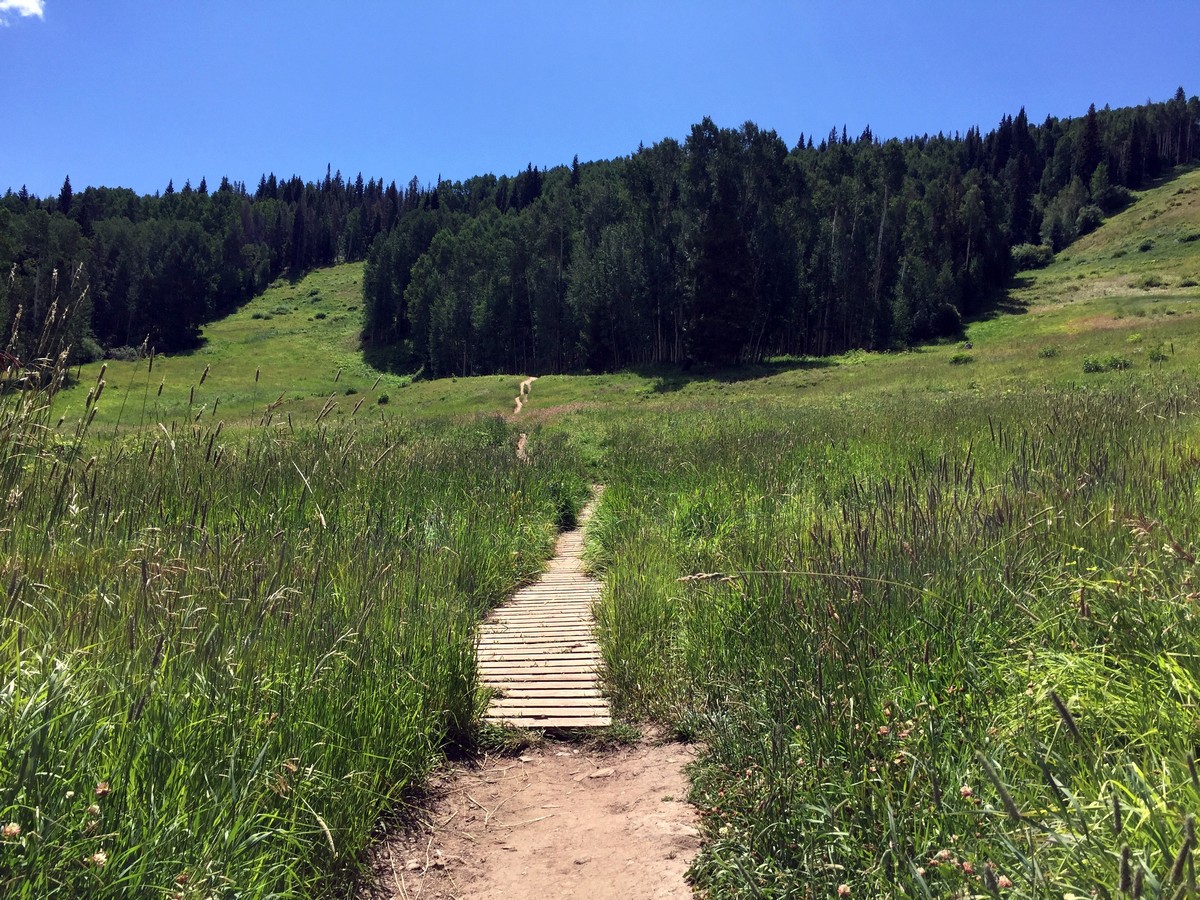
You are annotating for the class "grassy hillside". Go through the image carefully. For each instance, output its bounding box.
[54,164,1200,437]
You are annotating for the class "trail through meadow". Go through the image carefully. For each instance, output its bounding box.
[360,377,700,899]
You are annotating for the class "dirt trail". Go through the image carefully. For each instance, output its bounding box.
[513,376,538,415]
[360,738,700,899]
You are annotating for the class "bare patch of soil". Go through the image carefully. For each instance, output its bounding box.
[360,737,700,899]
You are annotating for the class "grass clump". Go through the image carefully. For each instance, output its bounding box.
[587,385,1200,897]
[0,347,588,895]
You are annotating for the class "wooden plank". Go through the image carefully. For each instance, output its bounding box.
[488,698,610,711]
[486,716,612,728]
[482,696,604,700]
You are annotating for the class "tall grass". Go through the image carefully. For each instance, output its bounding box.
[1,339,587,895]
[589,383,1200,897]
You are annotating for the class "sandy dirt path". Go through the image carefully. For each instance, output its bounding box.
[360,737,700,899]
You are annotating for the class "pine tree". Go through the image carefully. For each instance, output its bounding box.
[1074,103,1101,181]
[58,175,73,216]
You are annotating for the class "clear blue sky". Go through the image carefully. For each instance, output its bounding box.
[2,0,1197,198]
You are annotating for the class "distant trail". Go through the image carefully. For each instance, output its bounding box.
[514,376,538,459]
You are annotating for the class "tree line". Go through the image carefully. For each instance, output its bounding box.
[0,167,427,362]
[1,89,1197,373]
[363,89,1200,375]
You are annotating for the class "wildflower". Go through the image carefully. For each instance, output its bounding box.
[837,885,851,897]
[960,785,974,798]
[1,822,19,839]
[65,790,76,800]
[87,804,101,817]
[176,871,190,885]
[878,725,890,736]
[998,874,1013,889]
[94,782,111,798]
[90,850,108,867]
[961,860,975,875]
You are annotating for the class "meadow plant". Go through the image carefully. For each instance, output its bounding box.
[0,347,587,895]
[590,384,1200,896]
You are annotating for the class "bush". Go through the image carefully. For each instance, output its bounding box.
[251,311,272,320]
[1010,243,1054,270]
[1149,346,1169,362]
[1126,332,1143,344]
[1179,277,1198,288]
[1083,355,1133,373]
[1138,239,1154,253]
[1178,232,1200,244]
[1135,274,1166,289]
[948,352,973,365]
[1038,346,1060,358]
[1075,204,1104,236]
[270,306,291,316]
[377,393,389,405]
[74,336,105,365]
[314,312,327,320]
[931,303,963,337]
[103,344,143,362]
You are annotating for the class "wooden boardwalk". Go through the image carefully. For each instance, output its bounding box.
[478,496,611,729]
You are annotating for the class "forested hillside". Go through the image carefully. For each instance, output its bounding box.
[1,90,1197,372]
[0,169,423,359]
[364,90,1200,374]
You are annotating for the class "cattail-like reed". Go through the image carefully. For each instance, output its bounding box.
[199,364,209,385]
[1169,821,1192,885]
[1119,844,1131,893]
[1112,788,1123,835]
[1049,690,1081,742]
[975,751,1021,823]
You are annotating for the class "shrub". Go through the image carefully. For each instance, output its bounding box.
[1179,277,1198,288]
[270,306,290,316]
[74,336,105,365]
[932,303,963,337]
[1149,346,1169,362]
[1178,232,1200,244]
[1136,274,1166,289]
[1010,243,1054,270]
[1082,355,1133,373]
[1126,332,1143,344]
[1038,346,1060,358]
[377,393,389,404]
[104,344,143,362]
[1074,204,1104,236]
[948,352,973,365]
[1138,239,1154,252]
[314,312,327,320]
[251,312,272,320]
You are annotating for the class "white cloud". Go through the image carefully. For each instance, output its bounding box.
[0,1,45,25]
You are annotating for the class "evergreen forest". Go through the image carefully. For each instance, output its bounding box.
[2,90,1198,374]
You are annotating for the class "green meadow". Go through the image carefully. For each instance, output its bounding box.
[4,166,1200,896]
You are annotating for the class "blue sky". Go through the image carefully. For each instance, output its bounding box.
[2,1,1197,197]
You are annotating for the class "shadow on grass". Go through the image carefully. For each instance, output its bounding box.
[965,281,1033,325]
[633,357,834,393]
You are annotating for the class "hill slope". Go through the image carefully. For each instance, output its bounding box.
[55,166,1200,434]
